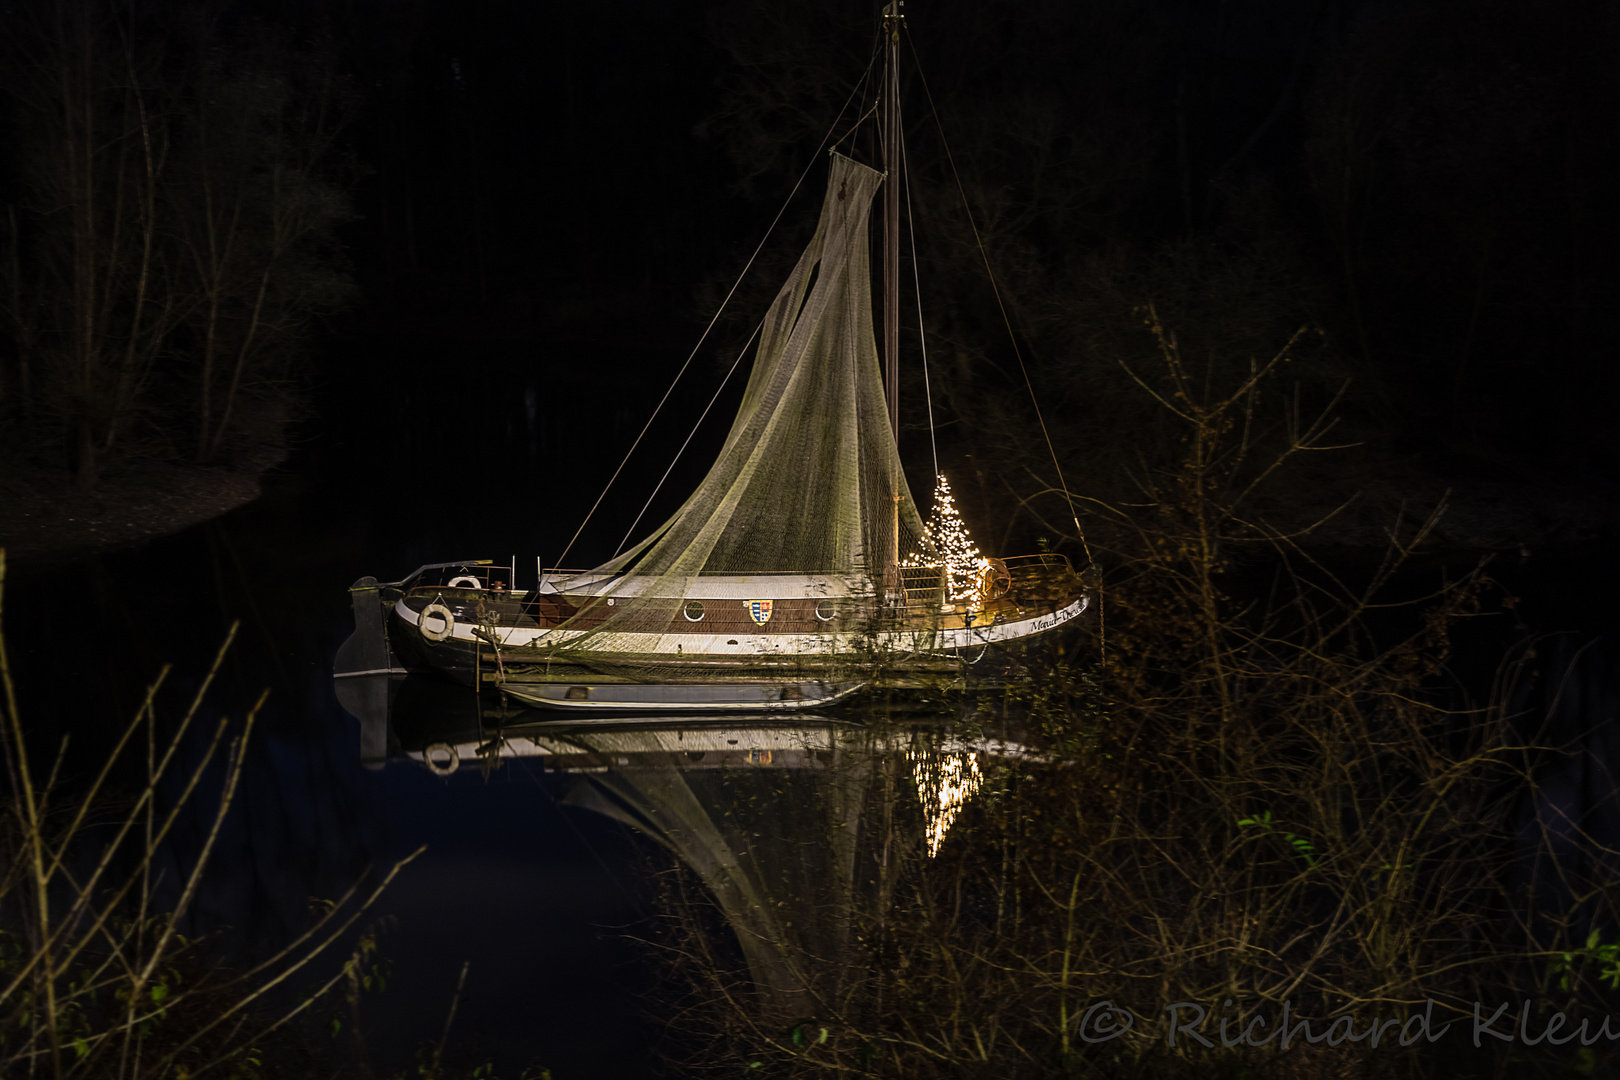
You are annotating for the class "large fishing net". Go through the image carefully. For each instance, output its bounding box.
[541,152,932,669]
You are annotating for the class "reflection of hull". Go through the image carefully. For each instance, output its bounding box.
[330,665,1025,1020]
[499,679,866,712]
[401,716,862,775]
[381,712,1041,776]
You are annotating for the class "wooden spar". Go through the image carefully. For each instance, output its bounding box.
[882,4,902,439]
[882,1,904,584]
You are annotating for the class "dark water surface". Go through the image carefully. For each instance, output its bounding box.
[5,336,729,1077]
[9,333,1620,1077]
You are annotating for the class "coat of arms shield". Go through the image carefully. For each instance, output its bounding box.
[747,599,774,625]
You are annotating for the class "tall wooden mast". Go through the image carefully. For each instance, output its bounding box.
[882,2,902,438]
[882,1,904,588]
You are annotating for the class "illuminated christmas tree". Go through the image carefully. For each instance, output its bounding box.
[917,473,988,603]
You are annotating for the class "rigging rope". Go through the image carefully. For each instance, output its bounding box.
[611,40,892,558]
[834,100,881,154]
[612,318,763,556]
[904,25,1093,572]
[899,106,938,483]
[553,50,881,570]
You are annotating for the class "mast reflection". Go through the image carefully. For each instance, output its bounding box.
[340,675,1029,1024]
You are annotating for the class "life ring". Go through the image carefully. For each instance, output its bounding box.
[419,601,455,641]
[447,575,481,589]
[423,741,459,776]
[980,558,1012,601]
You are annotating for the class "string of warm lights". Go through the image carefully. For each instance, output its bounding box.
[903,473,990,604]
[910,749,984,857]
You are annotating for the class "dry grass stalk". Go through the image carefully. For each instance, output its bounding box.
[0,548,420,1078]
[642,320,1620,1078]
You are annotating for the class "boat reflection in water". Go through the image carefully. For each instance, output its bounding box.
[338,673,1036,1030]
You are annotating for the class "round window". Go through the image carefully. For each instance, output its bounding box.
[814,599,837,622]
[683,601,705,622]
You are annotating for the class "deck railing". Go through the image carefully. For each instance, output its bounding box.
[403,554,1081,623]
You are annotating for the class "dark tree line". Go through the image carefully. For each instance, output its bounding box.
[323,0,730,340]
[648,341,1620,1079]
[690,0,1620,540]
[0,0,352,488]
[4,0,1614,515]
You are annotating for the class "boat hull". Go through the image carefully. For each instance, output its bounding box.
[348,556,1090,714]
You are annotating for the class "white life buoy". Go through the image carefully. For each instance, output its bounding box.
[419,601,455,641]
[980,558,1012,601]
[447,575,481,589]
[423,742,459,776]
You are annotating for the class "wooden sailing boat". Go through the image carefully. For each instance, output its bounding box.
[335,8,1087,712]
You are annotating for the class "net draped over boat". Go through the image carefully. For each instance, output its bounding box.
[544,152,932,664]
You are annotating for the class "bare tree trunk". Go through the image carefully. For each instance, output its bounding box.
[1,1,352,479]
[207,257,273,462]
[107,48,161,455]
[3,205,37,426]
[191,165,246,463]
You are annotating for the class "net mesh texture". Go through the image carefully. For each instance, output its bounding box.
[544,152,933,672]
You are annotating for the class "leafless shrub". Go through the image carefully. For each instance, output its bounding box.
[643,320,1620,1079]
[0,549,416,1078]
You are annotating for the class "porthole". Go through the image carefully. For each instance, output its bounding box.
[683,600,705,622]
[814,599,838,622]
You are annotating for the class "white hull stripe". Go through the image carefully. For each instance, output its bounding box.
[499,682,866,712]
[540,572,865,600]
[394,594,1087,657]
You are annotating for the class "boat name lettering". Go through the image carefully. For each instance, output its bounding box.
[1029,602,1082,634]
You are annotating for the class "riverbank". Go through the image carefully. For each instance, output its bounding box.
[5,441,1616,576]
[0,444,286,571]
